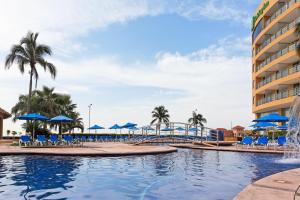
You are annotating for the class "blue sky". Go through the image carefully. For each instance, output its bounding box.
[0,0,261,132]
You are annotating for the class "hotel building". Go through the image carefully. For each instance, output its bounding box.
[252,0,300,118]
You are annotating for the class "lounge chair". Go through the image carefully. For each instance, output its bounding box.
[255,136,268,149]
[88,136,94,142]
[237,136,253,148]
[49,135,58,145]
[63,135,73,145]
[81,136,87,142]
[19,135,31,146]
[277,136,286,146]
[36,135,46,146]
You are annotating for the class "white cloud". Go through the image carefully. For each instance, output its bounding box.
[0,36,252,132]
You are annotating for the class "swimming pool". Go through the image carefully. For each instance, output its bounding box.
[0,149,299,200]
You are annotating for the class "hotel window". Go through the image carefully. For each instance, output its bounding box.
[252,96,255,105]
[252,19,263,41]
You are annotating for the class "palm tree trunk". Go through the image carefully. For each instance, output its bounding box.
[27,68,34,113]
[200,127,203,143]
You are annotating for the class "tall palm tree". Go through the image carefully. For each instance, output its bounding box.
[151,106,170,135]
[188,111,207,142]
[5,32,57,113]
[296,22,300,56]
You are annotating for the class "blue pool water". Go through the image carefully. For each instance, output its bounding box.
[0,149,299,200]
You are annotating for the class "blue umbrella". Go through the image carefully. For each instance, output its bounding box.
[109,124,121,129]
[144,126,155,131]
[189,127,199,132]
[253,127,265,131]
[121,122,137,129]
[17,113,49,121]
[88,124,104,133]
[128,126,139,130]
[161,127,174,131]
[88,124,104,130]
[17,113,49,138]
[250,122,277,127]
[49,115,73,123]
[277,124,288,130]
[175,127,185,131]
[253,113,288,122]
[49,115,73,134]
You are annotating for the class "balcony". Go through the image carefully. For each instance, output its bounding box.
[256,87,300,106]
[256,16,300,55]
[256,62,300,89]
[256,40,299,72]
[265,0,299,28]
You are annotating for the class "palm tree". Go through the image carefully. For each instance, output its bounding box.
[296,22,300,56]
[5,32,57,113]
[151,106,170,135]
[188,111,207,142]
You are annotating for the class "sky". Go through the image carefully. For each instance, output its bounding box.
[0,0,261,132]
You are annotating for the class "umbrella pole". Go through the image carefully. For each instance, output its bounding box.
[32,120,35,140]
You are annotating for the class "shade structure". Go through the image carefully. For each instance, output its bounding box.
[49,115,73,123]
[17,113,49,139]
[144,126,155,131]
[109,124,121,129]
[250,122,277,128]
[253,127,265,131]
[277,124,288,130]
[49,115,73,134]
[88,124,104,130]
[253,113,288,122]
[121,122,137,129]
[175,127,185,131]
[161,127,174,131]
[188,127,199,132]
[17,113,49,121]
[128,126,139,131]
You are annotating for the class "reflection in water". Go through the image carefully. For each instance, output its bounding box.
[0,149,299,200]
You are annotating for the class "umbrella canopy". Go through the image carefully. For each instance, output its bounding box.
[49,115,73,123]
[88,124,105,130]
[109,124,121,129]
[17,113,49,121]
[128,126,139,131]
[253,127,265,131]
[277,124,288,130]
[250,122,277,127]
[175,127,185,131]
[253,113,288,122]
[144,126,155,131]
[121,122,137,128]
[161,127,174,131]
[189,127,199,132]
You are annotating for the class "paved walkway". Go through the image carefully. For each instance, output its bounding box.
[170,144,284,154]
[234,168,300,200]
[0,142,177,156]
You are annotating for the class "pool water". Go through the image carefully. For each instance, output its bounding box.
[0,149,299,200]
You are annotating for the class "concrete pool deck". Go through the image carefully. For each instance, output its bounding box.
[170,143,285,154]
[0,142,177,156]
[234,168,300,200]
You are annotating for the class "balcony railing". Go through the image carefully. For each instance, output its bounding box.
[256,16,300,55]
[256,40,299,72]
[256,63,300,89]
[265,0,298,28]
[256,87,300,106]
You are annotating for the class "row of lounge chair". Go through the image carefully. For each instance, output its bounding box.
[236,136,286,148]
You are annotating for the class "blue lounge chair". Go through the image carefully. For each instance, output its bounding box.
[255,136,268,148]
[36,135,46,146]
[63,135,73,145]
[49,135,58,145]
[81,136,87,142]
[19,135,31,146]
[277,136,286,146]
[88,136,95,142]
[237,136,253,148]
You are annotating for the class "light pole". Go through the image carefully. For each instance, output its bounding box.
[88,104,92,133]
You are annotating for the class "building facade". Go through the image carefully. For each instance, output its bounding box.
[0,107,11,139]
[252,0,300,118]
